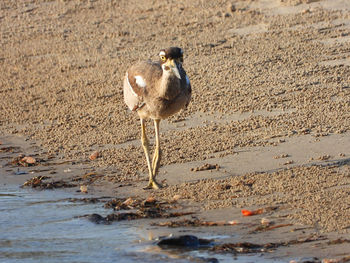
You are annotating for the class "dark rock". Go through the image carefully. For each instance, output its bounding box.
[195,257,219,263]
[291,257,321,263]
[87,213,106,224]
[157,235,213,248]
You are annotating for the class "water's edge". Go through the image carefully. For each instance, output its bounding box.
[0,185,284,263]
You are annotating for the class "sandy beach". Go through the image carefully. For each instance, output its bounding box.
[1,0,350,261]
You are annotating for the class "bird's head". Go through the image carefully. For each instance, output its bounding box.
[159,47,183,79]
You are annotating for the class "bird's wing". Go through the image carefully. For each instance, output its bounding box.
[124,70,145,111]
[179,65,192,107]
[185,74,191,93]
[179,65,191,92]
[123,61,162,111]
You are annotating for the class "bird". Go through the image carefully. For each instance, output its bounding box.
[123,47,191,189]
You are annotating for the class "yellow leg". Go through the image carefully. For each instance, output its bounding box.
[140,119,161,190]
[152,119,161,177]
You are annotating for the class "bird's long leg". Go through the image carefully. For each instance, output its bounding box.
[140,118,160,190]
[152,119,162,178]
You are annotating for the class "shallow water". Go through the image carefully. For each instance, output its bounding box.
[0,185,283,263]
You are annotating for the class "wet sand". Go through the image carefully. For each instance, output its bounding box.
[1,0,350,261]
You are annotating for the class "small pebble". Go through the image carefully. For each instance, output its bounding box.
[318,155,330,161]
[21,156,36,164]
[80,185,88,193]
[173,194,181,201]
[261,218,271,226]
[89,151,99,161]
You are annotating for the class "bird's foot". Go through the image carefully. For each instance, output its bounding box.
[143,180,162,190]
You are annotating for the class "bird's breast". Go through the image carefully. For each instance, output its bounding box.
[157,75,182,101]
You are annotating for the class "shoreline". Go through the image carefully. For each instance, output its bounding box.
[1,132,350,262]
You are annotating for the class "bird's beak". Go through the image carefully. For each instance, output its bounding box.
[166,59,181,79]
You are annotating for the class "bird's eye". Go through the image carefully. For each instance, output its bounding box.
[160,55,166,62]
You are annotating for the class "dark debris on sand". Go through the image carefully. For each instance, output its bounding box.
[211,235,328,254]
[152,218,237,228]
[82,196,193,224]
[155,235,350,262]
[0,146,21,153]
[104,196,176,210]
[191,163,220,172]
[82,209,193,224]
[21,176,76,189]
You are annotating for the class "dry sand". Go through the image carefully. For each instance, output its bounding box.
[1,0,350,261]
